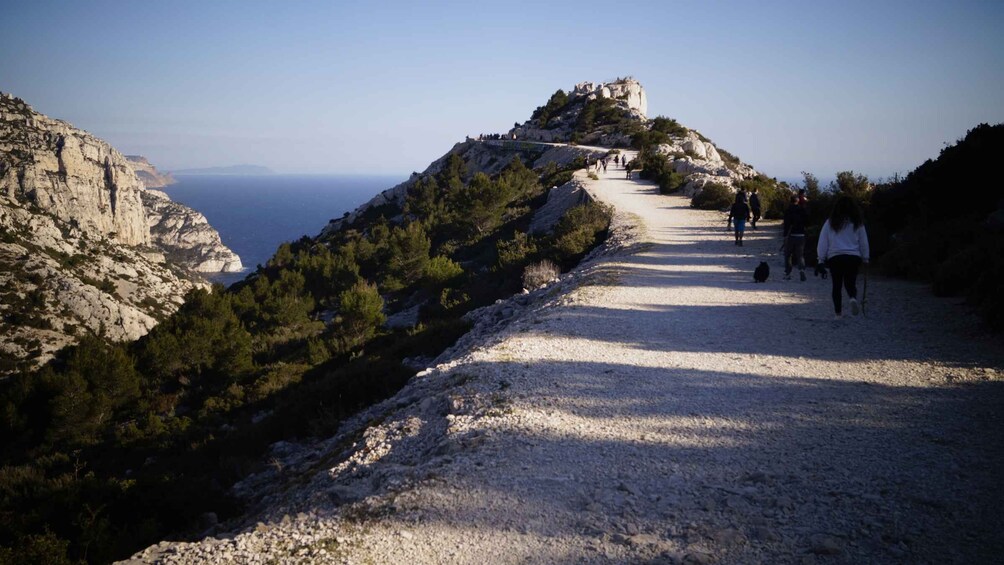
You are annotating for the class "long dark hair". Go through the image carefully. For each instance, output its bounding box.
[828,195,863,231]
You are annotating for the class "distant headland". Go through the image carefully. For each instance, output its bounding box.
[172,164,275,176]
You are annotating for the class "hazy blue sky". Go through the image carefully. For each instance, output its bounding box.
[2,0,1002,180]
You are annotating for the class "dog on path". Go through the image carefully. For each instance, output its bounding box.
[754,261,770,283]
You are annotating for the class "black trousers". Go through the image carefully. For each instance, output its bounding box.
[827,254,862,313]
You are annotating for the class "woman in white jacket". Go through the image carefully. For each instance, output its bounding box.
[817,196,870,319]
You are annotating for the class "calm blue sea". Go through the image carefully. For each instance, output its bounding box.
[162,174,404,286]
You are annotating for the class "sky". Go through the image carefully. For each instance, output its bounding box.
[2,0,1002,181]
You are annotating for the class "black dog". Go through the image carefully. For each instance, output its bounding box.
[754,261,769,283]
[814,262,828,279]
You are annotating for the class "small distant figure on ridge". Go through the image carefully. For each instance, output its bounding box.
[614,154,620,166]
[601,158,607,173]
[817,195,870,319]
[749,187,762,230]
[625,160,633,179]
[782,194,808,281]
[727,191,751,246]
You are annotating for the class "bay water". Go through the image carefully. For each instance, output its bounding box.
[162,174,404,286]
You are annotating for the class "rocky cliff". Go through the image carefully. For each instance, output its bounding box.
[0,197,203,374]
[0,93,241,373]
[142,189,243,272]
[0,93,149,246]
[126,154,176,188]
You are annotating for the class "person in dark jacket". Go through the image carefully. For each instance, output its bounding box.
[727,191,751,246]
[749,187,762,230]
[782,194,809,281]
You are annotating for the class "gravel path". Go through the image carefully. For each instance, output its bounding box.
[128,156,1004,564]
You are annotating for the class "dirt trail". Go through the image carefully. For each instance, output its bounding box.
[130,155,1004,564]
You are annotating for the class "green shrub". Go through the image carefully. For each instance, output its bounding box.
[691,182,733,210]
[331,281,385,353]
[424,255,463,286]
[550,202,612,264]
[496,231,538,269]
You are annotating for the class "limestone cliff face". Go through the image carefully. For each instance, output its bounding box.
[0,93,241,374]
[0,199,204,374]
[0,93,149,246]
[125,155,243,273]
[142,189,243,272]
[126,155,176,188]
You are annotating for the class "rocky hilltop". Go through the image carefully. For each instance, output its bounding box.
[0,92,240,373]
[325,78,760,236]
[126,154,176,188]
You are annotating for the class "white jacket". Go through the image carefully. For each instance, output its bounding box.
[817,220,870,262]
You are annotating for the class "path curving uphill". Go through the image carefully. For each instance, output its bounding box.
[128,154,1004,564]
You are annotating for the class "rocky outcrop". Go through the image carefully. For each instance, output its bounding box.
[125,154,242,272]
[0,93,149,246]
[528,176,593,235]
[572,78,647,117]
[142,189,243,272]
[509,77,646,146]
[0,92,239,374]
[653,130,759,195]
[0,200,204,374]
[126,155,176,188]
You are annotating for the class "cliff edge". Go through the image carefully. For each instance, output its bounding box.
[0,92,240,373]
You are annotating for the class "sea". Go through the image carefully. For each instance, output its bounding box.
[161,174,405,287]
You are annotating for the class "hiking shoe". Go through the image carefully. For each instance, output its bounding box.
[834,313,843,320]
[800,271,806,282]
[783,273,791,280]
[849,298,860,316]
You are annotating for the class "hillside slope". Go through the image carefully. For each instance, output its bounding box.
[129,159,1003,564]
[0,93,240,373]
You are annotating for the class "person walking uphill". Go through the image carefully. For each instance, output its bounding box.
[782,194,808,281]
[727,191,751,246]
[749,187,762,230]
[817,196,870,319]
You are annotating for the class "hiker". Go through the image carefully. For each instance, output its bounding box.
[817,195,870,319]
[727,191,751,246]
[614,154,620,166]
[601,159,607,173]
[749,187,762,229]
[797,188,808,206]
[625,160,632,179]
[782,194,808,281]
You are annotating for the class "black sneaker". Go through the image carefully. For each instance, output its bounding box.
[800,271,806,282]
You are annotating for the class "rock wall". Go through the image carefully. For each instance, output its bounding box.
[0,92,241,373]
[142,189,243,273]
[126,155,176,188]
[0,201,204,374]
[0,93,149,246]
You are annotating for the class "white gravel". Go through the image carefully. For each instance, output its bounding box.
[125,156,1004,564]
